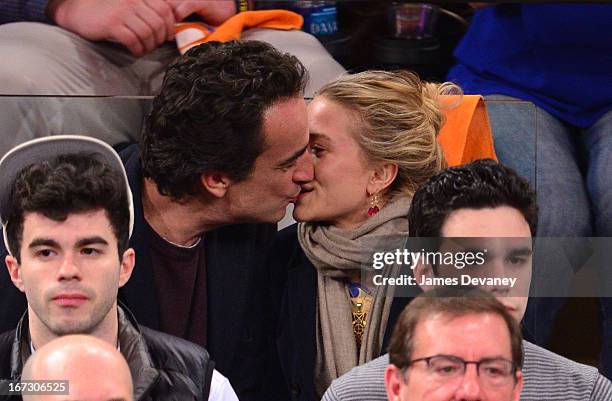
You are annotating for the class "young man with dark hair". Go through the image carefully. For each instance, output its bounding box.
[322,159,612,401]
[385,288,523,401]
[407,159,538,238]
[0,40,313,401]
[0,136,237,401]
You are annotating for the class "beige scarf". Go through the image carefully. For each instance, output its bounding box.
[297,196,411,397]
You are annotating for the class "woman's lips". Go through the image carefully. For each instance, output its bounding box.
[297,189,313,201]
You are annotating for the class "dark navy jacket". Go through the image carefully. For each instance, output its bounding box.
[266,224,411,401]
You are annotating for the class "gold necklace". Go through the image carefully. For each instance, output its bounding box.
[349,285,373,349]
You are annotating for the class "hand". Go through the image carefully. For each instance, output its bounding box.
[167,1,237,25]
[47,0,177,56]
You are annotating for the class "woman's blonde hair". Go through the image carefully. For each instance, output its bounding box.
[316,70,460,200]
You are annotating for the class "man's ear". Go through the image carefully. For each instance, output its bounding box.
[385,364,403,401]
[512,370,524,401]
[366,162,398,196]
[414,261,435,291]
[200,172,231,198]
[5,255,25,293]
[118,248,135,288]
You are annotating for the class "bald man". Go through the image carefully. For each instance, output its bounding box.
[21,335,133,401]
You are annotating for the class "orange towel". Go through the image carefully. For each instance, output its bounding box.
[438,95,497,167]
[175,10,303,54]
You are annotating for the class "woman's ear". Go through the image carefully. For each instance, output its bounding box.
[367,162,398,196]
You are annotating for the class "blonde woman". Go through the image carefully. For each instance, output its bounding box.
[266,71,459,401]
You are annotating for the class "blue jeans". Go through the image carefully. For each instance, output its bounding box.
[485,96,612,377]
[587,110,612,379]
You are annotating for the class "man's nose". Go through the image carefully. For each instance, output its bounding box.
[57,254,81,281]
[485,259,510,296]
[293,149,314,183]
[453,365,483,401]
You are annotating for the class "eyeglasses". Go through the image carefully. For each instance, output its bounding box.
[404,355,518,387]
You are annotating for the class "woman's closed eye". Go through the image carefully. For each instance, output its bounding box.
[309,144,325,157]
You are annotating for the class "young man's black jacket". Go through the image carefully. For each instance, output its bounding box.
[0,144,277,401]
[0,306,214,401]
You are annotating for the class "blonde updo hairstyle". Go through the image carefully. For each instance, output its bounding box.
[315,70,460,202]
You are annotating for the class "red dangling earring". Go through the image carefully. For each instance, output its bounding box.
[367,192,380,217]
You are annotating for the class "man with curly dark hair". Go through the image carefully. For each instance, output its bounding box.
[0,40,313,401]
[140,40,312,213]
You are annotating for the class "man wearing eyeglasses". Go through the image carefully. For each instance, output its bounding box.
[385,287,523,401]
[322,160,612,401]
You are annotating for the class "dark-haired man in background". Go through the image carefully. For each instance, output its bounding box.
[0,40,313,401]
[0,136,235,401]
[322,160,612,401]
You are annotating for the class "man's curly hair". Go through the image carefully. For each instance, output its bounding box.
[408,159,538,237]
[141,40,309,200]
[6,153,130,262]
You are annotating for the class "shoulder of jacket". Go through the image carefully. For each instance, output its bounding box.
[0,329,17,377]
[139,325,211,373]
